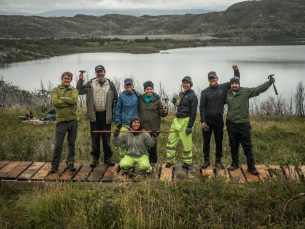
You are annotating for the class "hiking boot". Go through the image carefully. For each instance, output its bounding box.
[104,159,115,166]
[90,158,99,168]
[67,162,76,172]
[215,160,225,169]
[227,163,239,171]
[201,160,210,169]
[165,162,172,168]
[182,163,190,170]
[247,167,259,176]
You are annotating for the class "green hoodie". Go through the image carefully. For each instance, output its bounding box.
[226,80,273,123]
[51,85,78,122]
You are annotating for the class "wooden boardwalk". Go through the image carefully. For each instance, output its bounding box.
[0,161,305,188]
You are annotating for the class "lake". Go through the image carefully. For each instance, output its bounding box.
[1,45,305,101]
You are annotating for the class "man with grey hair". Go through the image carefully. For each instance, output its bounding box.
[77,65,118,167]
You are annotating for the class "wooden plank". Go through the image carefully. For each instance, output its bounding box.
[101,164,119,182]
[151,164,161,179]
[18,162,45,180]
[160,164,173,182]
[73,164,93,182]
[299,166,305,180]
[228,167,246,183]
[282,165,300,182]
[87,164,108,182]
[241,165,259,182]
[268,165,285,180]
[256,165,271,181]
[0,161,21,178]
[59,163,82,181]
[174,164,188,180]
[5,162,33,179]
[45,163,67,181]
[31,163,52,180]
[0,161,10,170]
[214,168,230,181]
[201,167,215,180]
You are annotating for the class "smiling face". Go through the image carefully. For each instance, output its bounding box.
[125,83,134,93]
[182,80,191,91]
[131,120,141,130]
[61,74,72,87]
[208,76,218,87]
[144,86,154,96]
[231,82,240,91]
[95,70,105,79]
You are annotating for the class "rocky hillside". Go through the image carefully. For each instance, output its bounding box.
[0,0,304,41]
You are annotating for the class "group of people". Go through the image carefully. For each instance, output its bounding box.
[49,64,275,176]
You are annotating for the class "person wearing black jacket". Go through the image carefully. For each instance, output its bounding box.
[165,76,198,169]
[200,65,240,169]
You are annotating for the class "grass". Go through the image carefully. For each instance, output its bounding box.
[0,109,305,228]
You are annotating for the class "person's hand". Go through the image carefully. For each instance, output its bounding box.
[117,123,122,130]
[232,64,238,70]
[268,75,275,84]
[200,122,207,129]
[79,71,85,81]
[186,128,192,135]
[114,128,120,137]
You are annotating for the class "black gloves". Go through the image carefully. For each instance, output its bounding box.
[117,123,122,130]
[186,128,192,136]
[268,75,275,84]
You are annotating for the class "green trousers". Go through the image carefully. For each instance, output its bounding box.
[166,117,193,165]
[118,124,129,159]
[119,155,152,172]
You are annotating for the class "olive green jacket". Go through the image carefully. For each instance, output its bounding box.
[226,80,273,123]
[51,85,78,122]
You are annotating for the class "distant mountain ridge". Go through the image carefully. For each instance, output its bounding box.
[0,0,305,42]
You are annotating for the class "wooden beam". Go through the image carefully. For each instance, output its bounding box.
[18,162,45,180]
[282,165,300,182]
[241,165,259,182]
[31,163,52,180]
[160,164,173,182]
[201,167,215,180]
[87,164,108,182]
[228,167,246,183]
[214,168,230,181]
[268,165,285,180]
[256,165,271,181]
[73,164,93,182]
[299,166,305,180]
[45,163,67,181]
[0,161,10,170]
[59,163,82,181]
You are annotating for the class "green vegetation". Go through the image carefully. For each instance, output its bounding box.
[0,38,207,64]
[1,110,305,228]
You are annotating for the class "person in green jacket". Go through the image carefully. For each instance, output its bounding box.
[138,81,168,165]
[226,75,275,175]
[113,116,153,175]
[50,71,78,173]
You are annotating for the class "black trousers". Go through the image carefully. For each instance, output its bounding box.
[52,120,78,169]
[90,111,113,161]
[202,114,224,161]
[226,121,255,169]
[148,134,158,164]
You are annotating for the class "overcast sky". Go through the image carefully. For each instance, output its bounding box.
[0,0,245,13]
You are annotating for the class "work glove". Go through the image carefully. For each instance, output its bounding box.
[150,131,158,137]
[114,128,120,137]
[186,128,192,136]
[268,75,275,84]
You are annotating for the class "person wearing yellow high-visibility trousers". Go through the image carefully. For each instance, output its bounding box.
[165,76,198,170]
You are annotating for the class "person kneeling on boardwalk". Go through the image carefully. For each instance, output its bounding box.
[226,75,275,175]
[50,72,78,174]
[165,76,198,170]
[113,116,153,175]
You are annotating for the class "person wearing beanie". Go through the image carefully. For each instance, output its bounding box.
[138,81,168,165]
[200,65,240,170]
[226,74,275,175]
[50,71,78,173]
[113,116,153,175]
[165,76,198,170]
[114,78,141,159]
[77,65,118,168]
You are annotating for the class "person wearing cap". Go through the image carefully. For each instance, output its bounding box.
[226,75,275,175]
[50,71,78,173]
[114,78,141,159]
[138,81,168,165]
[113,116,153,175]
[165,76,198,169]
[77,65,118,167]
[200,66,240,169]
